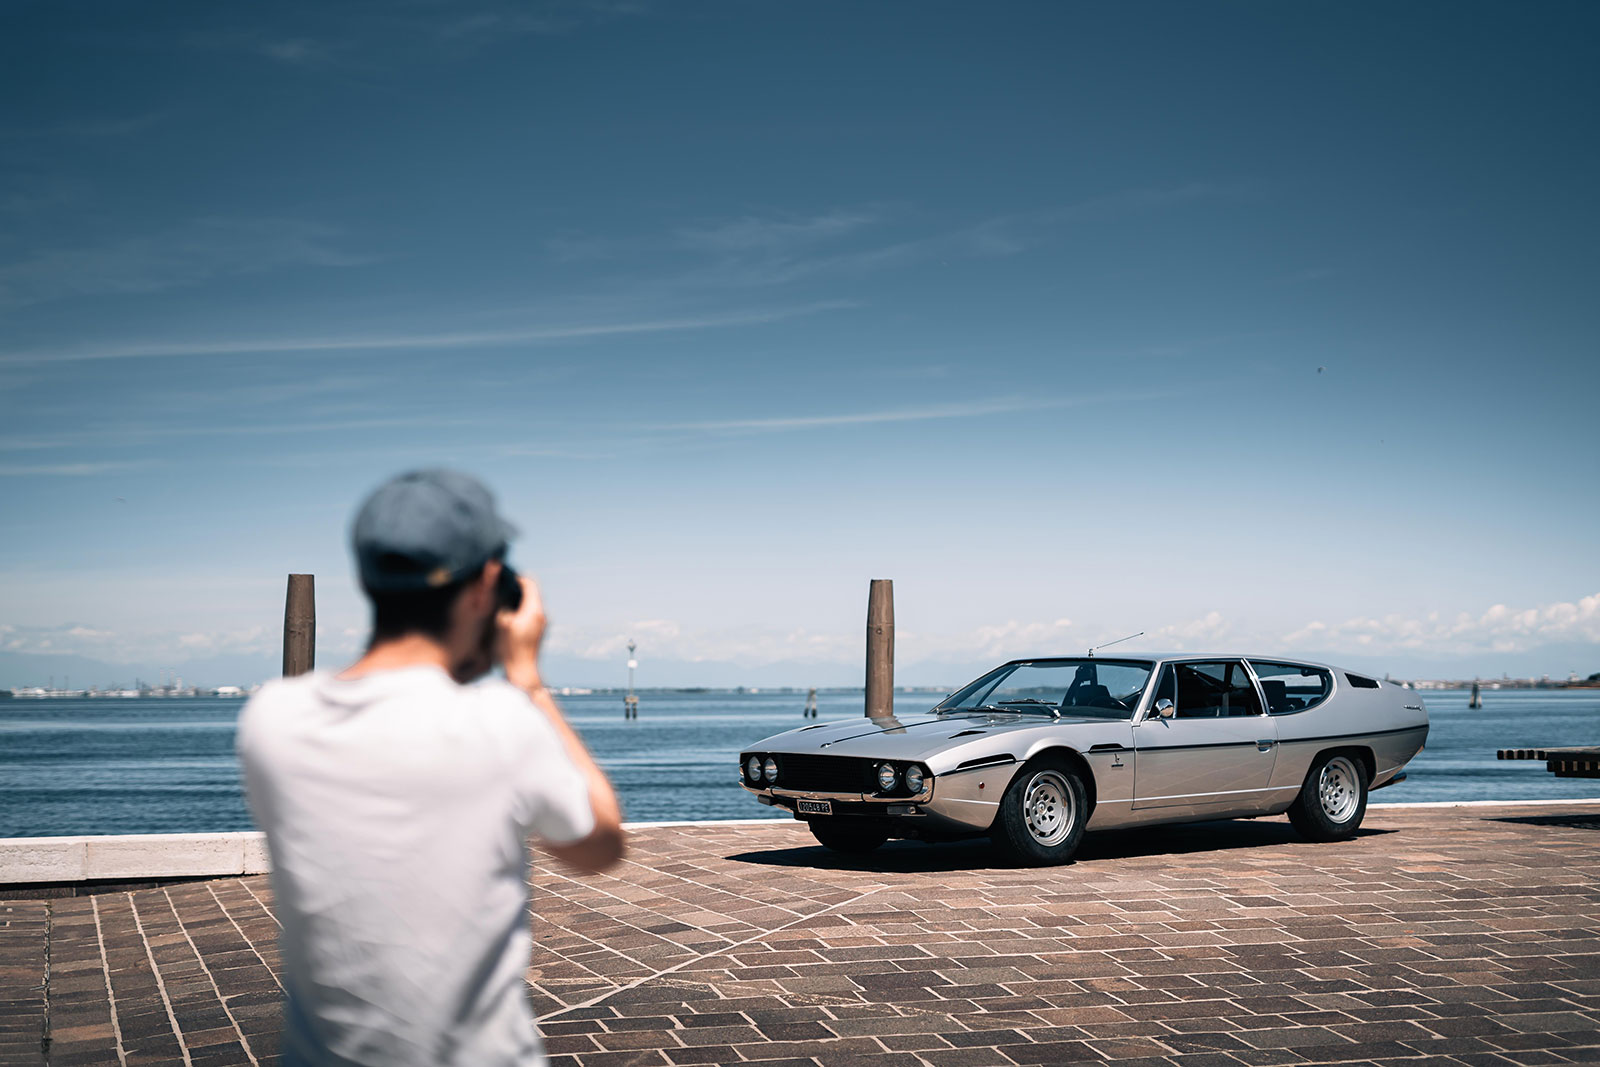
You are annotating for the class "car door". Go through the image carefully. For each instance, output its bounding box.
[1131,659,1278,813]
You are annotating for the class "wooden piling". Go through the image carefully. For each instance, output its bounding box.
[865,579,894,718]
[283,574,316,677]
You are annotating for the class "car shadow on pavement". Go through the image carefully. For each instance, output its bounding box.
[1491,812,1600,830]
[726,819,1396,874]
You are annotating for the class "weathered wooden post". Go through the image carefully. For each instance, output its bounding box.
[865,579,894,718]
[283,574,316,677]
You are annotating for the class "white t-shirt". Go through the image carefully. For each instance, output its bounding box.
[237,666,595,1067]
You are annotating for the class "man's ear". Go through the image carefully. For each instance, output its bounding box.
[474,560,501,607]
[454,560,499,618]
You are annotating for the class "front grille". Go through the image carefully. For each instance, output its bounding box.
[775,754,874,793]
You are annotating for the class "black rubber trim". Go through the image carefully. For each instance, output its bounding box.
[1137,739,1261,754]
[954,753,1016,771]
[1144,724,1427,756]
[1279,725,1428,745]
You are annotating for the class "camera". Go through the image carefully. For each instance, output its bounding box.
[495,562,524,613]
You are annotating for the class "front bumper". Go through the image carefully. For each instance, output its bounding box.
[743,781,932,812]
[740,764,1002,836]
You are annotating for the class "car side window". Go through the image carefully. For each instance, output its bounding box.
[1249,661,1333,714]
[1171,661,1263,718]
[1152,665,1175,708]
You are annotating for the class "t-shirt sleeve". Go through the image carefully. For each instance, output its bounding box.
[486,684,597,846]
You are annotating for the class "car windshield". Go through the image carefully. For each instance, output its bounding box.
[933,659,1154,720]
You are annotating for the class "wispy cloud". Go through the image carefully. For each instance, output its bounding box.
[0,300,856,365]
[185,2,652,70]
[549,185,1243,291]
[0,217,371,310]
[0,461,154,477]
[544,592,1600,673]
[673,210,878,254]
[650,392,1153,435]
[0,621,272,666]
[257,39,336,66]
[1282,593,1600,657]
[0,415,480,453]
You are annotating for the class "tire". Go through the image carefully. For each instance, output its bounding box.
[807,818,888,854]
[1288,751,1369,842]
[991,756,1088,866]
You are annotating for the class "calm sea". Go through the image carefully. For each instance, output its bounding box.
[1,687,1597,838]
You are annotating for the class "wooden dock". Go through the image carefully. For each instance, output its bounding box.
[1497,747,1600,779]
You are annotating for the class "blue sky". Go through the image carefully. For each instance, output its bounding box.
[2,1,1597,686]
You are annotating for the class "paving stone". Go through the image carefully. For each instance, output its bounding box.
[5,803,1600,1065]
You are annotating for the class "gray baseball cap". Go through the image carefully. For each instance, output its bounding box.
[351,469,518,591]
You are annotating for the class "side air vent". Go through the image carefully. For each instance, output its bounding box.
[1346,673,1380,689]
[956,753,1015,771]
[949,729,987,738]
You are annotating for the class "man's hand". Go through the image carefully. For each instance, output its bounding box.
[497,575,546,691]
[497,574,626,874]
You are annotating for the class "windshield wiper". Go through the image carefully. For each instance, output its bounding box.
[935,702,1059,717]
[978,702,1060,718]
[985,700,1062,716]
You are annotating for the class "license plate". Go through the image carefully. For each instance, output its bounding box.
[796,799,833,815]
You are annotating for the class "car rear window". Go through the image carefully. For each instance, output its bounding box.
[1249,661,1334,714]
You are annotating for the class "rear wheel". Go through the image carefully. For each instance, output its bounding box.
[807,818,888,854]
[1288,751,1369,841]
[992,757,1088,866]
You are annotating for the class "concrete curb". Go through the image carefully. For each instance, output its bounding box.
[0,831,270,885]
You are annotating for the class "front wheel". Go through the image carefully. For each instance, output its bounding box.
[1288,751,1369,841]
[807,818,888,854]
[992,757,1088,866]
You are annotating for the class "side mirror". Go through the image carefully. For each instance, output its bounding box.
[1154,698,1175,719]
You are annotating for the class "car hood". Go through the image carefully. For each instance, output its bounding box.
[751,711,1120,764]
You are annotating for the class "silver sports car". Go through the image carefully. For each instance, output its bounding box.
[739,654,1428,865]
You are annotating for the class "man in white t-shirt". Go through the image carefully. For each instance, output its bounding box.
[238,469,625,1066]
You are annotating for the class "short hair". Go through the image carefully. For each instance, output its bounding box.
[364,564,484,642]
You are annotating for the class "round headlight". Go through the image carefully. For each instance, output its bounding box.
[877,762,898,792]
[763,757,778,783]
[746,756,762,782]
[904,765,925,793]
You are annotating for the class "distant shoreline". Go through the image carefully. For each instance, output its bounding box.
[6,679,1599,700]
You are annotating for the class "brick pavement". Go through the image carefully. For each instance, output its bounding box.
[3,802,1599,1066]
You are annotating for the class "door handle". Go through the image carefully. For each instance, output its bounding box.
[1256,739,1276,751]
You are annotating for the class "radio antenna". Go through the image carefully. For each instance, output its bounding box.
[1087,631,1143,658]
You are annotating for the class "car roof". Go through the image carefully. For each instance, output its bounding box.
[1006,653,1343,671]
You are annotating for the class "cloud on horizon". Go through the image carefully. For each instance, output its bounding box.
[12,592,1595,681]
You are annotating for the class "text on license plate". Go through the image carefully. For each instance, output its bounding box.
[796,799,833,815]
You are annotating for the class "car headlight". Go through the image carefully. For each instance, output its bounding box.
[763,757,778,783]
[903,765,925,793]
[876,762,898,792]
[745,755,762,783]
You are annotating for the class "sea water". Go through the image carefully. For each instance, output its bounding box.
[0,687,1595,837]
